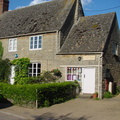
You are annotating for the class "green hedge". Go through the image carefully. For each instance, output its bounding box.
[0,82,78,108]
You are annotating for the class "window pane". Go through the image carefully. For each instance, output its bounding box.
[34,69,36,73]
[33,64,36,68]
[34,45,37,48]
[67,67,82,81]
[38,64,41,68]
[39,36,42,40]
[30,38,33,49]
[37,69,40,73]
[35,37,37,40]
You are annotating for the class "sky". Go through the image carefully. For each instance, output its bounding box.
[9,0,120,27]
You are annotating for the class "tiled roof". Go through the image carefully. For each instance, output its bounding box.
[58,12,116,54]
[0,0,76,38]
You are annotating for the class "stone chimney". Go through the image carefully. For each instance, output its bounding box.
[0,0,9,15]
[74,0,84,24]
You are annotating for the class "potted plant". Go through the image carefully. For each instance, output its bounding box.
[92,92,98,99]
[51,68,62,77]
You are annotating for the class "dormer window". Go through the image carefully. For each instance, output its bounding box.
[29,35,42,50]
[112,43,118,56]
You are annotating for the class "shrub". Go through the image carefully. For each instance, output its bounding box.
[116,86,120,95]
[14,70,62,85]
[11,58,30,84]
[103,91,113,98]
[0,94,4,102]
[0,81,78,108]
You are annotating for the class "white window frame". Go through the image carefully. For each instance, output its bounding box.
[29,35,42,50]
[28,63,41,77]
[112,43,118,56]
[8,38,17,52]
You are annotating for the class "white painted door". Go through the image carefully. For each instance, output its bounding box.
[82,68,95,94]
[10,66,15,84]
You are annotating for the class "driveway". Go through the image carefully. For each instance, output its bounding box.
[0,94,120,120]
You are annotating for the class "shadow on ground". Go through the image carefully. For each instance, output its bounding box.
[0,97,13,109]
[33,113,91,120]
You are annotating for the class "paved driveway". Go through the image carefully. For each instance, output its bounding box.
[0,94,120,120]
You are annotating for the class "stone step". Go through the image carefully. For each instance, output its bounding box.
[78,94,93,99]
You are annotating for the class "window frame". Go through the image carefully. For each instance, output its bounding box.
[28,63,41,77]
[8,38,17,52]
[66,67,82,81]
[29,35,42,50]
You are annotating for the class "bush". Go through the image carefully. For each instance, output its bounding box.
[0,94,4,102]
[116,86,120,94]
[103,91,113,98]
[14,70,62,85]
[0,82,78,108]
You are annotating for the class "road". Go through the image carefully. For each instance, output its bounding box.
[0,111,25,120]
[0,94,120,120]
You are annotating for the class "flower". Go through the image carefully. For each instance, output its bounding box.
[51,68,62,77]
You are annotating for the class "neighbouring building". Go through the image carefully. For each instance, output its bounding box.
[0,0,120,98]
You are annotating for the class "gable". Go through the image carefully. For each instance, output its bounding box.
[0,0,77,38]
[58,12,116,54]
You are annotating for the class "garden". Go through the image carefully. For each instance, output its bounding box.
[0,42,79,108]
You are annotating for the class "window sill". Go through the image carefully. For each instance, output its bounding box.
[29,48,42,51]
[9,50,17,52]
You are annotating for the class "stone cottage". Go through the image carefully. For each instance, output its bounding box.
[0,0,120,98]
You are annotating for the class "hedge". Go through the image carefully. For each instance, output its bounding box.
[0,81,79,108]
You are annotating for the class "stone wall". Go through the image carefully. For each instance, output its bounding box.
[103,16,120,93]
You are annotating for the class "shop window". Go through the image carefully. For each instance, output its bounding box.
[67,67,82,81]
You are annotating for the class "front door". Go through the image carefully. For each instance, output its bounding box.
[82,68,95,94]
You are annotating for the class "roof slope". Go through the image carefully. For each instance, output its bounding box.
[0,0,76,38]
[58,12,115,54]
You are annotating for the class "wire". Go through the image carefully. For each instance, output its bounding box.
[84,5,120,12]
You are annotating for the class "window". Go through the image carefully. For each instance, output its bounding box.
[30,36,42,50]
[67,67,82,81]
[28,63,41,77]
[9,38,17,52]
[112,43,118,55]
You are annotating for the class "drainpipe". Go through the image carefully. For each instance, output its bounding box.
[98,52,103,99]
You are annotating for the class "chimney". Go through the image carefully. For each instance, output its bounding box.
[74,0,84,24]
[0,0,9,15]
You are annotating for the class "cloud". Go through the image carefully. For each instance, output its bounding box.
[29,0,52,6]
[15,6,26,9]
[15,0,92,10]
[81,0,92,6]
[29,0,92,6]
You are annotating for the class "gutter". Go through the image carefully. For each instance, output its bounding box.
[0,30,59,39]
[57,51,104,55]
